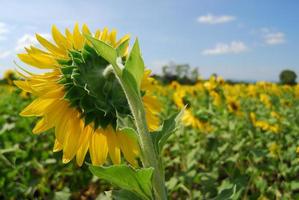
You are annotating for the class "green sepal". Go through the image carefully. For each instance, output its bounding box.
[88,165,154,200]
[151,109,184,154]
[61,44,131,130]
[56,58,71,65]
[60,65,75,75]
[124,39,144,91]
[63,86,84,101]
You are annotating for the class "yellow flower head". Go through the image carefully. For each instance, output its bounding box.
[15,24,161,167]
[259,93,272,108]
[20,90,31,99]
[268,142,280,158]
[173,89,186,109]
[226,96,241,115]
[210,91,222,107]
[3,69,17,85]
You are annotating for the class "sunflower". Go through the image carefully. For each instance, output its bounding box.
[173,89,212,132]
[14,24,161,167]
[226,96,242,116]
[3,69,17,85]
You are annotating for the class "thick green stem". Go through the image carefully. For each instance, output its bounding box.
[120,82,167,200]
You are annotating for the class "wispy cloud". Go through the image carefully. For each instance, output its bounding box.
[264,32,285,45]
[15,33,51,51]
[0,51,11,59]
[197,14,236,24]
[0,22,9,41]
[202,41,248,55]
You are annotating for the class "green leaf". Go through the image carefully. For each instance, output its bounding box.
[214,185,237,200]
[116,112,135,131]
[85,35,117,67]
[124,39,144,90]
[151,109,184,154]
[89,165,154,200]
[54,188,71,200]
[112,190,143,200]
[122,68,140,97]
[291,181,299,191]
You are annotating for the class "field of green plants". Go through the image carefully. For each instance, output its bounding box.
[1,74,299,199]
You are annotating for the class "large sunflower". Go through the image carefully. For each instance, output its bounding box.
[14,24,161,167]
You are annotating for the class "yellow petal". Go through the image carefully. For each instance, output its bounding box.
[117,131,139,167]
[18,54,57,69]
[89,129,108,166]
[62,116,83,164]
[30,53,58,68]
[73,23,84,50]
[53,139,63,152]
[100,27,108,41]
[52,25,71,50]
[40,86,64,99]
[25,46,50,55]
[95,29,101,39]
[115,34,130,47]
[76,125,93,166]
[55,107,72,145]
[20,98,56,116]
[145,109,160,131]
[65,28,74,45]
[36,33,67,58]
[109,30,117,46]
[14,80,33,93]
[105,126,121,165]
[82,24,91,35]
[32,117,53,134]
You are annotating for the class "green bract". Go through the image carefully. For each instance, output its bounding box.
[59,45,130,129]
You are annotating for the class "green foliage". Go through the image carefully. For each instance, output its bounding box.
[161,81,299,199]
[124,39,144,91]
[151,110,183,155]
[279,69,297,85]
[89,165,154,200]
[2,77,299,199]
[0,86,101,199]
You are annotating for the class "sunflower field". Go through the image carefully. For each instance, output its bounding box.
[1,66,299,199]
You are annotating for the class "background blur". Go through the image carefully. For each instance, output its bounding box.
[0,0,299,81]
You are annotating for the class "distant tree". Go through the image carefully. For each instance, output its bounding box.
[279,69,297,85]
[160,62,200,84]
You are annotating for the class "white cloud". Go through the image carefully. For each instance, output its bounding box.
[202,41,248,55]
[15,33,51,51]
[0,22,9,41]
[197,14,235,24]
[264,32,285,45]
[0,51,11,59]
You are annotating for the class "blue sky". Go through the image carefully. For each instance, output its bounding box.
[0,0,298,81]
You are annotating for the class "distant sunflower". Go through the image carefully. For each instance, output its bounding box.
[3,69,17,85]
[173,89,212,132]
[226,96,242,116]
[15,24,161,167]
